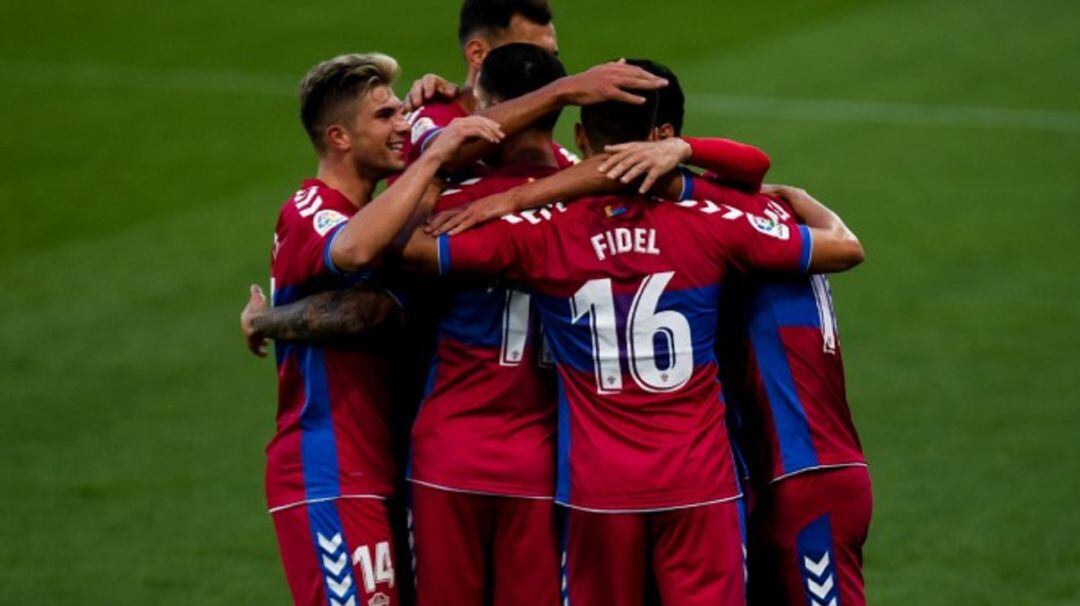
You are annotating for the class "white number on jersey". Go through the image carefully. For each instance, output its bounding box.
[352,541,395,592]
[810,275,839,354]
[499,288,549,367]
[571,271,694,394]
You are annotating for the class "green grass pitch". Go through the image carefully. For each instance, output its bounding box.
[1,0,1078,603]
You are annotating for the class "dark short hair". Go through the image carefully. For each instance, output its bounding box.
[458,0,553,45]
[626,59,684,135]
[299,53,399,152]
[580,90,659,151]
[479,43,566,131]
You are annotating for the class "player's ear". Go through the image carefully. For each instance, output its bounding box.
[463,37,490,73]
[657,124,676,140]
[325,124,351,152]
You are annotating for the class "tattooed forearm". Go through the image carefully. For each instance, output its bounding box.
[251,283,403,345]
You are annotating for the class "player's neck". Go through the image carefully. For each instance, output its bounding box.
[315,159,376,209]
[457,86,478,114]
[498,131,557,168]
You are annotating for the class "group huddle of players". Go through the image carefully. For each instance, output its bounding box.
[239,2,873,605]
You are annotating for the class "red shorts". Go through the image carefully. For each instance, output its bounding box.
[563,500,746,606]
[747,465,873,606]
[409,483,560,606]
[272,498,401,606]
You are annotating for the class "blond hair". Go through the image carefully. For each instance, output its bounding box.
[299,53,400,151]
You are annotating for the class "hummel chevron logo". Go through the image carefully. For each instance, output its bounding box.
[674,199,723,214]
[323,552,348,576]
[807,575,834,599]
[327,575,353,598]
[329,598,356,606]
[804,552,831,577]
[318,532,344,555]
[698,200,721,214]
[720,205,743,220]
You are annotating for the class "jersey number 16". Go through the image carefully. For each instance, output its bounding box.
[571,271,693,395]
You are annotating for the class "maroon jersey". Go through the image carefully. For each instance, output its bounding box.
[409,164,559,497]
[265,179,400,511]
[437,192,813,511]
[404,99,579,168]
[685,176,866,484]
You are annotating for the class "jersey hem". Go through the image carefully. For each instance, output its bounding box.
[555,493,743,514]
[407,478,554,500]
[768,461,868,485]
[266,493,386,514]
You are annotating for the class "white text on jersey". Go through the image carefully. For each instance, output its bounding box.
[591,228,661,261]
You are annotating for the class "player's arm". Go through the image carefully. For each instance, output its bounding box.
[434,62,668,172]
[239,283,403,357]
[763,185,865,273]
[601,137,770,193]
[424,145,701,236]
[329,116,504,273]
[425,155,621,235]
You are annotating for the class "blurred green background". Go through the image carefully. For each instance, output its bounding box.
[1,0,1078,603]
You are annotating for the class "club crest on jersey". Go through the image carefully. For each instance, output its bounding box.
[748,214,790,240]
[604,205,627,218]
[314,209,349,236]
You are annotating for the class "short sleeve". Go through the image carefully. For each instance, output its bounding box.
[403,104,462,164]
[276,187,354,282]
[706,203,812,275]
[439,213,546,280]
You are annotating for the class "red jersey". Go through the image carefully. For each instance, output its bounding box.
[684,175,867,485]
[438,193,813,511]
[265,179,401,511]
[408,163,559,497]
[404,99,580,168]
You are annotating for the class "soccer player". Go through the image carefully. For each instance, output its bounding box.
[254,52,502,606]
[678,177,873,606]
[405,43,566,606]
[344,91,865,605]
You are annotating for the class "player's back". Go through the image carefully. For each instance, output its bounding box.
[409,164,559,498]
[682,176,867,485]
[266,180,400,511]
[445,192,811,511]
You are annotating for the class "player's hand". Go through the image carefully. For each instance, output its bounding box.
[557,60,668,106]
[424,116,505,163]
[425,192,516,236]
[760,183,808,203]
[600,138,692,194]
[241,284,270,358]
[404,73,460,112]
